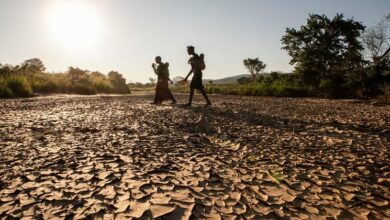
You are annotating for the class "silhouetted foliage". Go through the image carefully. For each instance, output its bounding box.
[5,76,32,97]
[149,77,156,85]
[363,14,390,62]
[174,14,390,99]
[211,72,308,97]
[22,58,46,73]
[237,76,251,85]
[361,14,390,96]
[1,14,389,100]
[0,59,130,98]
[205,81,310,97]
[282,14,365,92]
[108,71,130,94]
[278,13,390,98]
[243,58,266,83]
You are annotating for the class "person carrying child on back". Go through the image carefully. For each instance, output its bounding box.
[151,56,176,105]
[183,46,211,106]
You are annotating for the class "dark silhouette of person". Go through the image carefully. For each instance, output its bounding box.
[152,56,176,104]
[184,46,211,106]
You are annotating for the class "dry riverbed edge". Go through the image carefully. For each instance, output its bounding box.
[0,94,389,219]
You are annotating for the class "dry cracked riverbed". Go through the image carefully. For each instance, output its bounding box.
[0,94,389,219]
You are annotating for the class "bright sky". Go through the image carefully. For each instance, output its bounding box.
[0,0,389,83]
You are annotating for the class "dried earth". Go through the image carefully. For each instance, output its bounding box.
[0,94,389,219]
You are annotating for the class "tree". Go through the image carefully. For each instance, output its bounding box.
[66,67,96,94]
[90,71,106,81]
[108,71,130,93]
[21,58,46,73]
[363,14,390,63]
[362,14,390,94]
[90,71,112,93]
[149,77,156,85]
[20,58,46,82]
[67,67,88,84]
[0,64,13,80]
[108,71,125,84]
[243,58,266,83]
[281,14,365,87]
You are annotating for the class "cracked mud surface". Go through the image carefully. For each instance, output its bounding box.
[0,94,389,219]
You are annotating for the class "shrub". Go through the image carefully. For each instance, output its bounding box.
[0,83,13,98]
[93,80,114,93]
[72,84,96,95]
[5,76,32,97]
[204,82,312,98]
[280,86,309,97]
[319,79,340,98]
[32,79,58,93]
[378,84,390,103]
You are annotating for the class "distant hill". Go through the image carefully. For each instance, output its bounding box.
[203,74,250,84]
[204,73,292,84]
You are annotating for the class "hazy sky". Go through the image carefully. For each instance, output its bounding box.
[0,0,389,82]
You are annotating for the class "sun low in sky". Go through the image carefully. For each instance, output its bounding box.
[0,0,389,83]
[48,1,103,50]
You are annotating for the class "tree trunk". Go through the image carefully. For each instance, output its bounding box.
[378,47,390,62]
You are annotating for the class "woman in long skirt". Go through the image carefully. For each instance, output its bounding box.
[152,56,176,104]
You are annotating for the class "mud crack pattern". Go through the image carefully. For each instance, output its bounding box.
[0,94,389,219]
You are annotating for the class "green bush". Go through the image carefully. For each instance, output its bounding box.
[93,80,114,93]
[32,79,58,93]
[204,82,311,98]
[72,84,96,95]
[112,85,131,94]
[5,76,32,97]
[0,83,13,98]
[0,61,132,98]
[319,79,339,98]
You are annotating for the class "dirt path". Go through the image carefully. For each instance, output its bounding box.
[0,94,389,219]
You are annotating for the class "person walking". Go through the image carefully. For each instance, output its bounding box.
[183,46,211,106]
[152,56,176,104]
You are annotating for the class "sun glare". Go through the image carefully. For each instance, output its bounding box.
[48,1,102,49]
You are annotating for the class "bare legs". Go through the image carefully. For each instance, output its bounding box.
[187,87,211,106]
[200,87,211,105]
